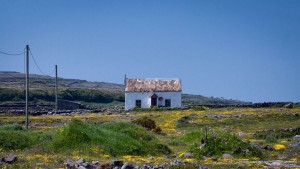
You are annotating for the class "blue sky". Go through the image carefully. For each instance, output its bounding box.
[0,0,299,102]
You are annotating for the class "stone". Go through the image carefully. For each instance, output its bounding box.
[76,158,85,164]
[121,162,134,169]
[143,164,153,169]
[293,135,300,140]
[221,154,233,159]
[284,103,293,108]
[83,162,95,169]
[153,165,163,169]
[184,152,194,158]
[270,160,283,167]
[263,145,273,150]
[250,142,263,150]
[78,166,86,169]
[66,159,76,169]
[110,160,124,167]
[170,159,183,165]
[4,154,17,164]
[241,149,249,155]
[92,161,99,165]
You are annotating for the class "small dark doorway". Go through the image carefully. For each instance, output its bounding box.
[151,94,158,107]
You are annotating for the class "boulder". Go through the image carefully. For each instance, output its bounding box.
[110,160,124,167]
[4,154,17,164]
[76,158,85,165]
[66,159,76,169]
[184,152,194,158]
[293,135,300,141]
[121,162,134,169]
[92,161,99,165]
[221,154,233,159]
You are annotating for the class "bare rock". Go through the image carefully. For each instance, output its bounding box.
[221,154,233,159]
[110,160,123,167]
[184,152,194,158]
[293,135,300,141]
[121,162,134,169]
[66,159,76,169]
[76,158,85,164]
[4,154,17,164]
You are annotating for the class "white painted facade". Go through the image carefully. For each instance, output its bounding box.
[125,92,181,110]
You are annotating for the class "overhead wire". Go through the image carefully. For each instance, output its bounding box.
[29,49,55,77]
[0,50,24,56]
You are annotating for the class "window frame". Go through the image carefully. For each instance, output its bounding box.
[135,100,141,108]
[165,99,171,107]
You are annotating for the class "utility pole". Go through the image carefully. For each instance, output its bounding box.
[124,74,127,86]
[55,65,58,113]
[25,45,29,129]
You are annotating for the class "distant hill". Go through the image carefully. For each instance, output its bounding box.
[0,71,248,106]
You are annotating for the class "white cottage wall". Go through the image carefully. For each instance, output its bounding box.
[125,92,181,110]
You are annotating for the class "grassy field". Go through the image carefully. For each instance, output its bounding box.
[0,107,300,168]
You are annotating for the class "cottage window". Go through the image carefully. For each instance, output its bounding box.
[135,100,141,108]
[165,99,171,107]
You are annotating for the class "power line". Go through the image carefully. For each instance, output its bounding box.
[0,50,24,56]
[29,49,54,76]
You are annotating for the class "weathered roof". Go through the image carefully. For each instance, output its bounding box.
[125,78,182,92]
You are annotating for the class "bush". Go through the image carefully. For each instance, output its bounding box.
[0,124,23,131]
[183,130,263,159]
[190,106,208,111]
[132,116,157,131]
[0,131,31,150]
[0,124,53,150]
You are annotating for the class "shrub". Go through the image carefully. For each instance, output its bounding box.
[0,124,23,131]
[52,119,91,149]
[190,106,208,111]
[132,116,156,131]
[0,131,31,150]
[183,130,263,159]
[153,126,162,134]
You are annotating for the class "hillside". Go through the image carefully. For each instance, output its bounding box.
[0,71,247,106]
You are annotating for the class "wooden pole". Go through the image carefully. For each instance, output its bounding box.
[55,65,58,113]
[25,45,29,129]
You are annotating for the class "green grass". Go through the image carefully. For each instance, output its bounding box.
[181,130,263,159]
[0,124,54,150]
[0,107,300,168]
[0,120,171,157]
[254,127,300,143]
[51,119,171,156]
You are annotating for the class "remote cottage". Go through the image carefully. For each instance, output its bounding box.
[125,78,182,110]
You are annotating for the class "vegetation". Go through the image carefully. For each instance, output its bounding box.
[0,120,170,158]
[183,130,263,158]
[0,87,124,104]
[0,71,249,106]
[254,127,300,143]
[0,107,300,168]
[52,119,170,156]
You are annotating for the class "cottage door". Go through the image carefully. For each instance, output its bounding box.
[151,94,158,107]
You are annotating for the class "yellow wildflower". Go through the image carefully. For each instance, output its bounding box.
[273,144,285,151]
[102,154,110,159]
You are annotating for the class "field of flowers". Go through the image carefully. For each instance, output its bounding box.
[0,107,300,168]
